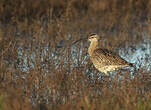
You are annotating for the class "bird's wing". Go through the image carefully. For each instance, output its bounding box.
[92,48,131,65]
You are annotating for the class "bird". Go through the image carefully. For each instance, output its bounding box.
[88,34,134,75]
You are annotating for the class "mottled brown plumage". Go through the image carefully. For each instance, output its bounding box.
[88,34,133,75]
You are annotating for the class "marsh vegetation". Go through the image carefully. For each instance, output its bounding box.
[0,0,151,110]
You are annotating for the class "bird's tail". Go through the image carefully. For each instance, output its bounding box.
[129,63,134,67]
[129,63,137,70]
[129,63,137,75]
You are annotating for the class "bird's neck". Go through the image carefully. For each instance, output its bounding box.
[88,41,98,56]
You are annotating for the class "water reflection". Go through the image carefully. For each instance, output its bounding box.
[119,35,151,72]
[17,34,151,74]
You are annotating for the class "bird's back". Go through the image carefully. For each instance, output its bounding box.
[91,48,133,67]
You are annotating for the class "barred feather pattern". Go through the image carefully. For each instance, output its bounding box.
[90,48,133,74]
[88,34,133,75]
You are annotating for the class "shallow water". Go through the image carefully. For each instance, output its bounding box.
[119,34,151,72]
[16,33,151,74]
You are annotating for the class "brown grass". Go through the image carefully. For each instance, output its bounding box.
[0,0,151,110]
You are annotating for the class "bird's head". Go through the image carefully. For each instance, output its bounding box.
[88,34,99,42]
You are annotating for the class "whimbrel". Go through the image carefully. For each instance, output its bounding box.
[88,34,133,75]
